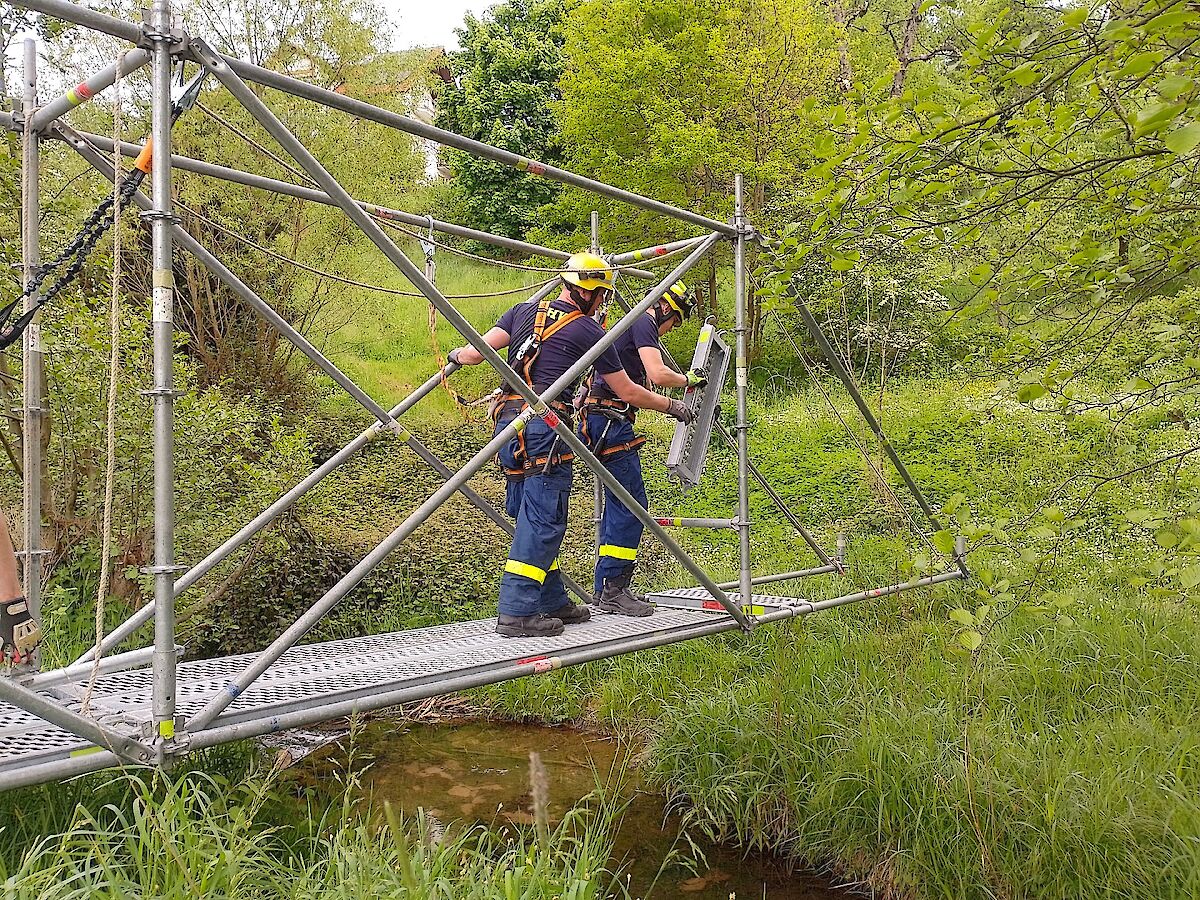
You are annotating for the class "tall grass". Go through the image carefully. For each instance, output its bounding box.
[480,378,1200,899]
[1,758,629,899]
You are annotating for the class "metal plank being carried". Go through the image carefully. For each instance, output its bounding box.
[665,323,731,489]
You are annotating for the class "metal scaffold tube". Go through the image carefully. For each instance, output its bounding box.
[9,0,737,237]
[0,114,662,281]
[787,286,970,579]
[591,211,604,563]
[148,0,177,746]
[714,564,841,591]
[608,236,707,265]
[732,176,753,617]
[184,223,734,733]
[20,39,44,671]
[28,49,151,131]
[0,676,155,765]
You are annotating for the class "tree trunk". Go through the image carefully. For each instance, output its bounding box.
[831,0,855,93]
[891,0,923,98]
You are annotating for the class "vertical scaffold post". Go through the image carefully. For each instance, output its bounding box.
[20,38,43,672]
[148,0,177,747]
[733,175,753,611]
[590,210,603,563]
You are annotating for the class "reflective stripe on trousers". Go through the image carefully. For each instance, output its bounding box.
[581,413,648,593]
[497,416,572,617]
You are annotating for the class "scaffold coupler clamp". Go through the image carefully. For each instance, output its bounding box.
[368,418,410,443]
[139,6,189,53]
[142,714,189,764]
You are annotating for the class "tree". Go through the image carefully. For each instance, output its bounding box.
[551,0,839,354]
[435,0,570,244]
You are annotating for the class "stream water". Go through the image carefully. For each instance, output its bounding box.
[299,720,854,900]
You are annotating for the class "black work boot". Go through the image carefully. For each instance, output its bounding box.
[496,613,565,638]
[546,601,591,624]
[596,573,653,617]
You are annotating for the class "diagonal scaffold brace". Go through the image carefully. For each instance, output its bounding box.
[786,283,970,580]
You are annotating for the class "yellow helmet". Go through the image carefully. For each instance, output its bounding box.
[661,281,694,319]
[561,252,615,292]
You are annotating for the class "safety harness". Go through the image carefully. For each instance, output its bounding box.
[492,295,585,477]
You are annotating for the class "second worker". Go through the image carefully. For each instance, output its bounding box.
[448,254,694,638]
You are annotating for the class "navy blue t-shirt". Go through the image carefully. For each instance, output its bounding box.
[591,313,662,400]
[495,297,623,395]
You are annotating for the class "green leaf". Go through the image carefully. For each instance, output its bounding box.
[1164,122,1200,154]
[1010,63,1041,86]
[932,530,956,554]
[949,608,975,626]
[1180,564,1200,590]
[1017,383,1048,403]
[1155,528,1179,549]
[1136,100,1184,135]
[1063,6,1088,27]
[1157,74,1195,100]
[958,630,983,651]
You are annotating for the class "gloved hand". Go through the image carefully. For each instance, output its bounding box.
[685,366,708,388]
[447,347,463,365]
[665,398,695,425]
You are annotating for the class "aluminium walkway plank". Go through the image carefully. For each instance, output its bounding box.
[0,595,799,783]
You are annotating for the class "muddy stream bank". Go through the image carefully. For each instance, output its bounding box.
[297,720,856,900]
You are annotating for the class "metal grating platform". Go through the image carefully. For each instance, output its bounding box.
[0,596,796,781]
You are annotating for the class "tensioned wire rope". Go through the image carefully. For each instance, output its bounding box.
[191,97,704,276]
[82,49,132,714]
[170,198,554,299]
[749,266,948,567]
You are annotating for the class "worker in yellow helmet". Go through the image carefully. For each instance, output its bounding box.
[578,280,707,616]
[448,253,694,638]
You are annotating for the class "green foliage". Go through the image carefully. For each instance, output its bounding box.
[551,0,838,241]
[788,0,1200,408]
[436,0,570,243]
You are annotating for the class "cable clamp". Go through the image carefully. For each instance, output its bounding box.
[137,388,187,399]
[13,548,52,559]
[138,209,182,225]
[139,10,189,50]
[139,564,188,575]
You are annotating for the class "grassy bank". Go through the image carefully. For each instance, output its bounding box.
[1,748,625,899]
[476,379,1200,899]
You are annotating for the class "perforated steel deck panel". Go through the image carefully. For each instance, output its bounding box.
[0,597,795,782]
[665,324,731,489]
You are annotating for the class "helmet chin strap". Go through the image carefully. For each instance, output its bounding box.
[652,300,677,329]
[566,284,603,317]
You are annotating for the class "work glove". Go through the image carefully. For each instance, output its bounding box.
[685,366,708,388]
[447,347,463,365]
[665,398,695,425]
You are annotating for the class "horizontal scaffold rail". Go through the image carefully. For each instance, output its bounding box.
[13,0,738,238]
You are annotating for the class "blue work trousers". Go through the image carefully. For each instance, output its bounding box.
[496,415,572,618]
[581,413,648,593]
